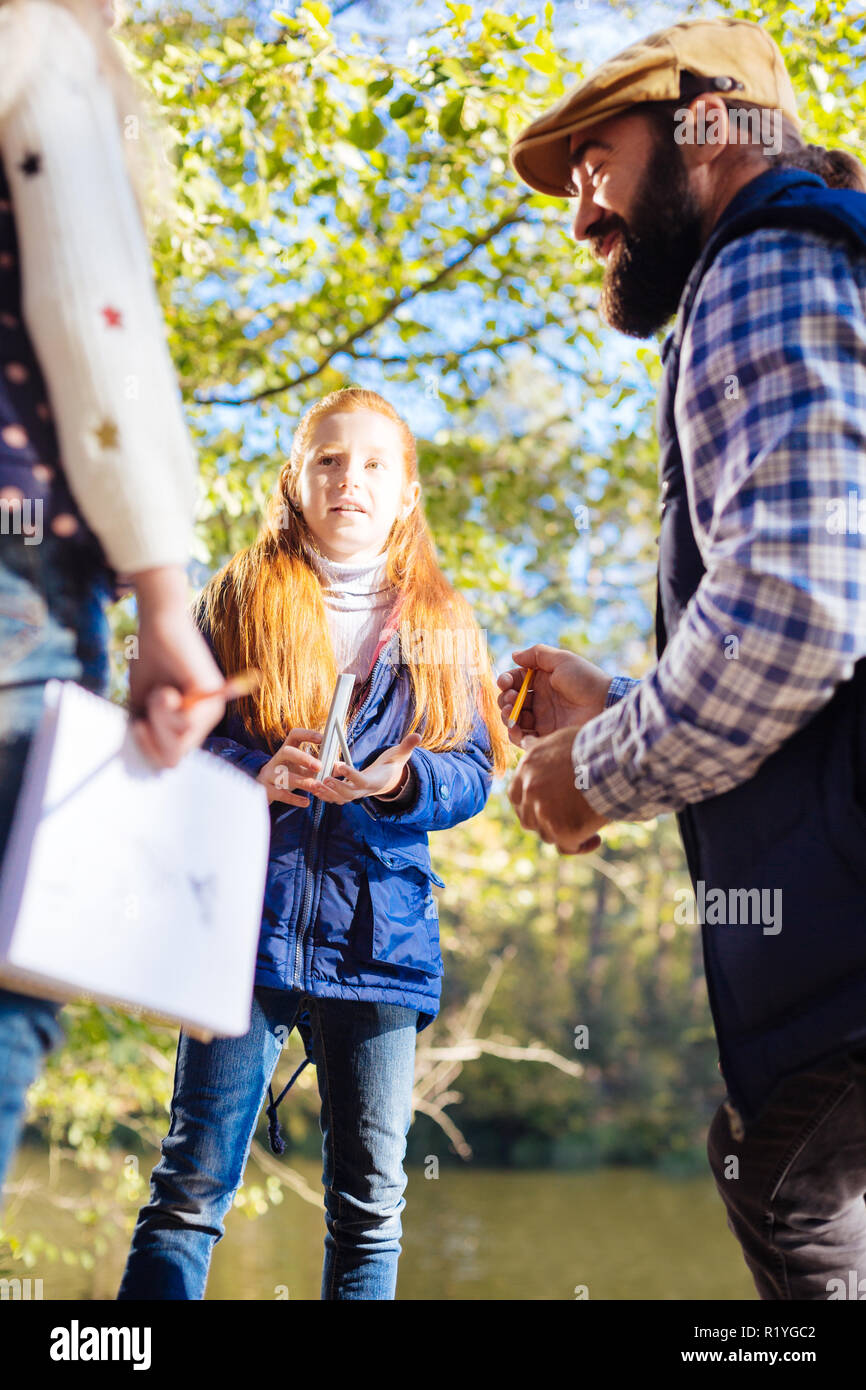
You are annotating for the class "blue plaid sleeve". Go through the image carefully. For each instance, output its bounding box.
[572,228,866,821]
[605,674,640,707]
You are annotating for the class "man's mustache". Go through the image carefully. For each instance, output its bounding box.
[588,217,627,260]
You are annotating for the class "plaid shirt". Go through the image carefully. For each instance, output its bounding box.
[572,226,866,822]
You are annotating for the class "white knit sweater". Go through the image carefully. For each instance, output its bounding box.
[0,0,197,572]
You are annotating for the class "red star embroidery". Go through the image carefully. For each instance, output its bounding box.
[101,306,123,329]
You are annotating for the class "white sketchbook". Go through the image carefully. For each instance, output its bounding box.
[0,680,270,1040]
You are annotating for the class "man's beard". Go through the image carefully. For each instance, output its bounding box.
[598,135,704,338]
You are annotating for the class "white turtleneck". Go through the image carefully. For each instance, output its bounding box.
[312,546,417,809]
[312,548,397,682]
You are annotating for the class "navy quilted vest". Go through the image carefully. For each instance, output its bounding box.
[656,167,866,1129]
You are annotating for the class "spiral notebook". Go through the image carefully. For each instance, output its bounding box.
[0,680,270,1039]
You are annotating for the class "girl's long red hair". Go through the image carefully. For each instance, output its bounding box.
[196,388,512,775]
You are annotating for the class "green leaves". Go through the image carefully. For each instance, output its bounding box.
[367,75,394,100]
[445,1,473,24]
[388,92,417,120]
[346,110,387,150]
[299,1,331,28]
[438,93,465,137]
[222,35,247,60]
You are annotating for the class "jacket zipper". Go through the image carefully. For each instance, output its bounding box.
[289,651,387,990]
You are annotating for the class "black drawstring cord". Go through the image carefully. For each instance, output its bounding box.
[265,1057,311,1154]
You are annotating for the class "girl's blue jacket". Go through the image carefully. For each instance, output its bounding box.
[201,607,494,1033]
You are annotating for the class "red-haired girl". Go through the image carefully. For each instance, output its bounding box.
[118,387,511,1300]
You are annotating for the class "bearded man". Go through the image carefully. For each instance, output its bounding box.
[502,18,866,1300]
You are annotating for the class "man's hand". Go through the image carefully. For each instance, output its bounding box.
[508,725,608,854]
[497,644,611,748]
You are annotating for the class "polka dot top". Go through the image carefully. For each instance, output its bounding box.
[0,1,198,579]
[0,153,110,575]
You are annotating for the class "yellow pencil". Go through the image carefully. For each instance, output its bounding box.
[178,668,261,710]
[507,667,534,728]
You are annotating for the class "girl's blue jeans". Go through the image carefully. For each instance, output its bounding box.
[0,533,110,1198]
[118,986,419,1301]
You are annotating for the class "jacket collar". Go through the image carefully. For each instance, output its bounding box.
[711,166,827,230]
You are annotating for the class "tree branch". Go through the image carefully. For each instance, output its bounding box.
[419,1039,584,1078]
[350,328,541,367]
[247,1138,323,1207]
[415,946,514,1098]
[412,1095,472,1160]
[197,204,531,405]
[579,849,644,908]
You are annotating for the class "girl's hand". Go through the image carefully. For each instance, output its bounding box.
[308,733,422,805]
[256,728,326,807]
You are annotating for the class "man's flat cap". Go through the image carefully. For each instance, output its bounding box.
[510,17,801,197]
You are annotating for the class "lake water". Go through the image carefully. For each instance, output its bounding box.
[3,1147,756,1300]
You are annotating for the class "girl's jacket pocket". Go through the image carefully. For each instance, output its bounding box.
[362,840,444,978]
